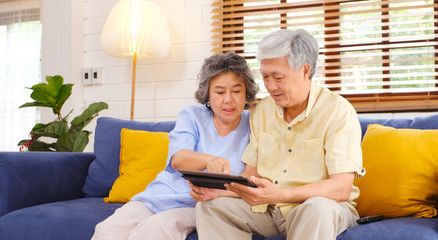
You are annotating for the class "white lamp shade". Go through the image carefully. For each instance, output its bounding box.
[101,0,171,59]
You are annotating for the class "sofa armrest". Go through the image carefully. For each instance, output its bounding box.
[0,152,95,216]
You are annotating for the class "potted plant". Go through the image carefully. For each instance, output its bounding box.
[18,75,108,152]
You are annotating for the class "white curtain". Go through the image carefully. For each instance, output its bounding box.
[0,0,42,151]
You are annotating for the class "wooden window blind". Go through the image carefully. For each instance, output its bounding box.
[211,0,438,112]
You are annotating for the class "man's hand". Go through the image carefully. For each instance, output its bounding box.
[225,176,282,206]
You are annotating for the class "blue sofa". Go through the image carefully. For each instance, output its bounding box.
[1,115,438,240]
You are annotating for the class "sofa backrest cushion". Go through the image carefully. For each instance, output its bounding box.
[358,114,438,138]
[104,129,169,203]
[82,117,176,197]
[355,124,438,218]
[83,115,438,197]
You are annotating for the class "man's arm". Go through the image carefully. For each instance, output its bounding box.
[226,172,355,206]
[278,172,354,203]
[241,164,261,179]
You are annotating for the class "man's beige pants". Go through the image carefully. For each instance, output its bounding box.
[92,201,195,240]
[196,196,358,240]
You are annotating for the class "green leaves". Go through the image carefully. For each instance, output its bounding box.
[56,84,73,114]
[27,140,54,152]
[71,102,108,133]
[20,75,73,115]
[32,121,69,139]
[56,131,91,152]
[17,75,108,152]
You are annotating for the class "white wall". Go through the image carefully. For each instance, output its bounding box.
[41,0,85,124]
[83,0,213,124]
[41,0,214,151]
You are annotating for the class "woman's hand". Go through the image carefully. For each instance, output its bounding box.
[189,182,221,201]
[205,157,230,174]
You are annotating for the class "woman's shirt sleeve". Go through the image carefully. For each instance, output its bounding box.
[165,106,200,173]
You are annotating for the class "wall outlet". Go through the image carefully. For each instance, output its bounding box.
[82,68,92,86]
[91,68,103,85]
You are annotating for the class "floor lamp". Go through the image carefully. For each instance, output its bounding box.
[101,0,171,120]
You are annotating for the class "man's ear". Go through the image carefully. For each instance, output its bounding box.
[302,63,311,79]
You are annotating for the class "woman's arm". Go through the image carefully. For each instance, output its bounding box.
[171,149,231,173]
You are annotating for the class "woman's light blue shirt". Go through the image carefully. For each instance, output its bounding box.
[131,105,250,213]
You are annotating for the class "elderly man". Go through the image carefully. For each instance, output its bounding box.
[193,29,365,240]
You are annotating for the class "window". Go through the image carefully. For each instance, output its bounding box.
[0,1,41,151]
[211,0,438,112]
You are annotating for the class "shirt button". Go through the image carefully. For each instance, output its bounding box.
[288,127,291,130]
[274,181,278,184]
[283,169,287,173]
[288,149,292,153]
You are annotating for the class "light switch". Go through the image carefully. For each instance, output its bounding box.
[82,68,92,86]
[91,68,103,85]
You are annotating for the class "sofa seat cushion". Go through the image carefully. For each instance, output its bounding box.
[0,198,122,240]
[337,217,438,240]
[231,218,438,240]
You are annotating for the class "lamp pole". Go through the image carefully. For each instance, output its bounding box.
[101,0,171,121]
[130,51,137,120]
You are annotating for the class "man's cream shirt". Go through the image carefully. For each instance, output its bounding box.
[242,81,365,217]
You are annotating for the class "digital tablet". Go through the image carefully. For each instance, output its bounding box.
[179,169,257,190]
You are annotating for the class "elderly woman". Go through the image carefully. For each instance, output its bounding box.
[91,52,259,240]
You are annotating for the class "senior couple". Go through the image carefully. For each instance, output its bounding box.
[92,29,365,240]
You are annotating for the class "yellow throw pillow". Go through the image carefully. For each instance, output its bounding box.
[354,124,438,218]
[104,129,169,203]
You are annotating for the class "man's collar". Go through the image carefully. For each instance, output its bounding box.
[305,81,321,118]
